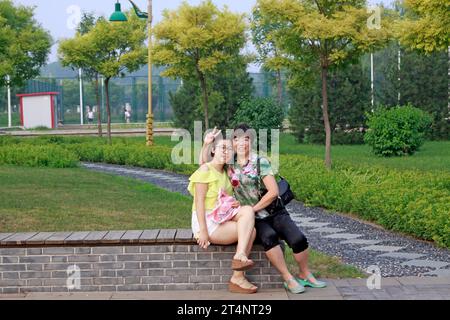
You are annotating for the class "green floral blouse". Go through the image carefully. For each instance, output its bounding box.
[227,153,274,219]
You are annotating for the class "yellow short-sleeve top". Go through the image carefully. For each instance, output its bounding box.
[187,163,233,213]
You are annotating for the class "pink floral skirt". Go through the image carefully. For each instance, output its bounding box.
[207,189,240,225]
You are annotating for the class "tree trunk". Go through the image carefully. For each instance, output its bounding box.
[95,74,102,137]
[104,77,112,145]
[448,46,450,116]
[277,69,283,106]
[321,66,332,169]
[199,73,210,130]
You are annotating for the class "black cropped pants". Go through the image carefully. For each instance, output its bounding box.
[255,208,309,254]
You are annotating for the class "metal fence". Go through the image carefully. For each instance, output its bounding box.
[0,73,287,127]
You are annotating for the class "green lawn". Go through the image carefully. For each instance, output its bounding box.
[0,164,365,279]
[0,165,191,232]
[279,134,450,172]
[284,248,365,279]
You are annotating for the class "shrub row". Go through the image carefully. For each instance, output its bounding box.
[66,143,197,175]
[0,144,79,168]
[280,154,450,248]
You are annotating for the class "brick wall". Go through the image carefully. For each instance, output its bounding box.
[0,244,283,293]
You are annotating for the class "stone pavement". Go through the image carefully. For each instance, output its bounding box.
[81,162,450,278]
[0,128,175,137]
[0,277,448,300]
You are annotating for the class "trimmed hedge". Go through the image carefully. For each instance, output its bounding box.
[0,144,79,168]
[280,154,450,248]
[65,143,197,176]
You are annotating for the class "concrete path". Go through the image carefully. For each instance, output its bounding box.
[0,128,175,137]
[0,277,448,300]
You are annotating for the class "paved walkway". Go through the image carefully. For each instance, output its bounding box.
[0,128,175,137]
[81,162,450,278]
[0,277,449,300]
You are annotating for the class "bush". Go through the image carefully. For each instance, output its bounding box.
[289,63,371,145]
[0,145,79,168]
[280,154,450,248]
[233,97,285,150]
[365,105,432,156]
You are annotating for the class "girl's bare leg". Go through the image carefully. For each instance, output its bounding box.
[231,206,255,259]
[209,220,257,290]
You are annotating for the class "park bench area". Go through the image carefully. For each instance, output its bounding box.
[0,229,282,294]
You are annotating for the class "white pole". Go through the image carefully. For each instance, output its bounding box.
[79,68,84,125]
[7,75,11,128]
[398,45,401,104]
[101,76,105,121]
[371,53,374,111]
[448,46,450,115]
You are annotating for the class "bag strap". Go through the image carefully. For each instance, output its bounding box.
[256,156,262,199]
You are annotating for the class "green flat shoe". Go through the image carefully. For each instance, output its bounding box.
[283,278,305,294]
[296,273,327,288]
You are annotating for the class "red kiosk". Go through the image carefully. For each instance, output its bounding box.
[17,92,59,129]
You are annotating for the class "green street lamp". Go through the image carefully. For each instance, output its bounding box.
[109,1,128,22]
[110,0,154,147]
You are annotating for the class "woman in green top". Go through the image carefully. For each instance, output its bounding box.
[201,124,326,294]
[188,138,258,294]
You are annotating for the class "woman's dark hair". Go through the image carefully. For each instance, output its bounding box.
[234,123,251,133]
[233,123,254,141]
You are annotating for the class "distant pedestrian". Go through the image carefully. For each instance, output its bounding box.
[125,109,131,124]
[88,110,94,124]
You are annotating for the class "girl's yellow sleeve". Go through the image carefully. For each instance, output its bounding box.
[187,169,217,197]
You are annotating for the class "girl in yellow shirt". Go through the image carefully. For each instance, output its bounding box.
[188,138,258,294]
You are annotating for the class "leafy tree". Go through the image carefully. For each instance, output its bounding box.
[152,0,247,130]
[169,56,254,133]
[78,12,104,136]
[396,0,449,53]
[289,62,371,144]
[251,5,286,105]
[60,12,104,135]
[257,0,392,168]
[232,97,285,151]
[396,0,450,138]
[169,80,202,134]
[60,78,127,124]
[209,56,254,129]
[59,13,147,144]
[0,0,52,87]
[371,43,449,140]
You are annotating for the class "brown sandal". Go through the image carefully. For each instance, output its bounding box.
[231,258,255,271]
[228,278,258,294]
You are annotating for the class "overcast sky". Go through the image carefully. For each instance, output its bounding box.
[14,0,394,71]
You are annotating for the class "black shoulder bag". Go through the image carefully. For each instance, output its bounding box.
[257,157,295,215]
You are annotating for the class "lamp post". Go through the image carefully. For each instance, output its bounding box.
[79,68,84,125]
[6,75,11,128]
[110,0,154,146]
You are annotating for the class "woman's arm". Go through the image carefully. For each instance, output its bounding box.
[194,166,211,249]
[199,144,211,166]
[199,127,222,166]
[252,175,279,213]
